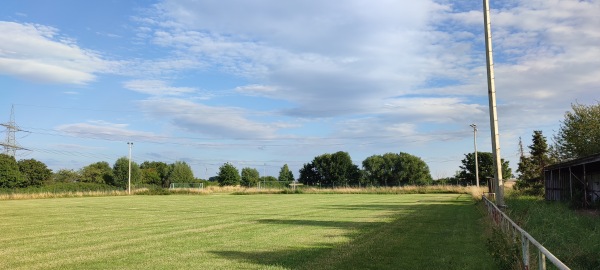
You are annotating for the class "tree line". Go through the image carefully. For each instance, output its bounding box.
[0,156,197,190]
[214,151,432,187]
[0,150,433,190]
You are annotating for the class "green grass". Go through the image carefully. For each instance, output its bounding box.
[504,194,600,269]
[0,194,496,269]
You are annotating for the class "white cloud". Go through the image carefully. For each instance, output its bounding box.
[135,0,450,117]
[380,98,485,123]
[0,58,95,84]
[56,120,162,142]
[427,0,600,129]
[336,118,419,139]
[0,21,114,84]
[124,79,196,96]
[138,98,282,139]
[154,0,442,55]
[234,84,278,96]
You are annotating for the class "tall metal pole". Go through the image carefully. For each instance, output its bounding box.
[127,142,133,195]
[470,124,480,188]
[483,0,504,206]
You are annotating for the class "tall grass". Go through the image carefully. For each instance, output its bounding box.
[0,182,117,194]
[503,192,600,269]
[0,183,124,200]
[0,185,487,200]
[0,190,126,200]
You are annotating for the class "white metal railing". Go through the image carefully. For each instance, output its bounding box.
[482,195,570,270]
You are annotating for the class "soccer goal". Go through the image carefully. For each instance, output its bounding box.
[169,183,204,190]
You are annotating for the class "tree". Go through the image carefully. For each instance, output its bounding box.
[330,151,361,186]
[260,176,277,182]
[516,156,537,185]
[140,168,161,186]
[458,152,512,186]
[298,162,319,186]
[80,161,113,185]
[362,154,385,186]
[362,152,432,186]
[397,152,432,185]
[0,154,25,188]
[218,163,240,186]
[53,169,80,183]
[140,161,172,187]
[278,164,294,182]
[516,131,553,194]
[241,167,260,187]
[362,153,401,186]
[169,161,194,184]
[298,151,360,187]
[554,103,600,160]
[112,157,140,189]
[17,158,52,187]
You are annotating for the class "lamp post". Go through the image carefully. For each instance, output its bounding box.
[127,142,133,195]
[483,0,504,206]
[470,124,480,188]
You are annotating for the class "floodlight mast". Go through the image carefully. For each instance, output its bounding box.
[470,124,480,188]
[483,0,505,206]
[127,142,133,195]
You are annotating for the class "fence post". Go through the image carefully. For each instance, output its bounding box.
[522,233,530,270]
[539,251,546,270]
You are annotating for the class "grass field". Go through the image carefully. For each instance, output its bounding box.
[0,194,496,269]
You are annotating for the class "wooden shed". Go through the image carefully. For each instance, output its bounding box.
[544,153,600,206]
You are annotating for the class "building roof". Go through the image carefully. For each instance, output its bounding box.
[545,152,600,171]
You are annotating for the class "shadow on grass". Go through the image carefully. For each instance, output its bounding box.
[257,218,387,229]
[210,197,497,269]
[212,247,331,270]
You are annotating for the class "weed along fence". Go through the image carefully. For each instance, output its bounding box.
[482,195,570,270]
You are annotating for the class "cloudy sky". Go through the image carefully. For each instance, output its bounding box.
[1,0,599,179]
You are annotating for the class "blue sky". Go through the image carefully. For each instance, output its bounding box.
[1,0,599,179]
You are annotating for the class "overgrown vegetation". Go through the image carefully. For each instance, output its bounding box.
[0,184,486,200]
[501,192,600,269]
[0,182,117,194]
[485,227,522,270]
[0,182,122,200]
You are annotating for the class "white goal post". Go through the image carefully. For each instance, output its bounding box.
[169,183,204,189]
